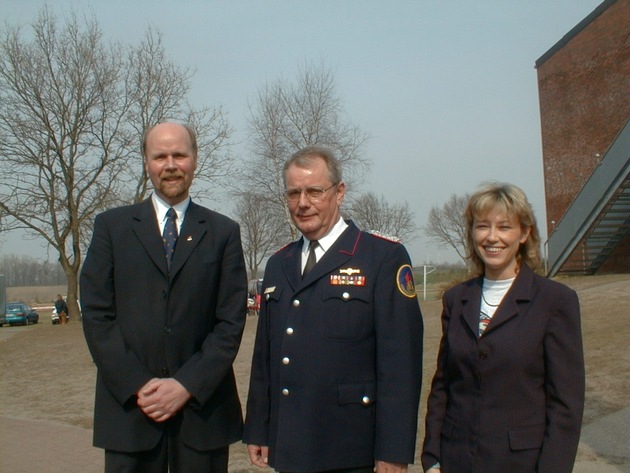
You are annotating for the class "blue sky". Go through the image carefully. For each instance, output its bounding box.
[1,0,604,265]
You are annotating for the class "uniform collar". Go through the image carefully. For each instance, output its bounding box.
[302,216,348,254]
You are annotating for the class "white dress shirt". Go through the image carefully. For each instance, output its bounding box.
[301,217,348,272]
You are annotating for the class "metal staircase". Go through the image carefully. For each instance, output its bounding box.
[546,118,630,277]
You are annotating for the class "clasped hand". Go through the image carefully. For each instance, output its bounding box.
[137,377,191,422]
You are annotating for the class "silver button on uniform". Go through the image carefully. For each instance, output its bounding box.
[362,396,370,405]
[286,327,294,335]
[292,299,300,307]
[282,388,289,396]
[342,292,350,300]
[282,357,290,365]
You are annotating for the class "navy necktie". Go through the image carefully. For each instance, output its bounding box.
[163,208,178,269]
[303,240,318,277]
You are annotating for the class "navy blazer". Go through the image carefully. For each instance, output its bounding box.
[422,264,585,473]
[80,199,247,452]
[244,221,424,472]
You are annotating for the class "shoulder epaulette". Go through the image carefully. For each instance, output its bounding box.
[367,230,401,243]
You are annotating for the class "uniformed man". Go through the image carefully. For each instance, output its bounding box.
[244,145,424,473]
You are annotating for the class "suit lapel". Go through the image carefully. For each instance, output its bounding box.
[461,277,483,337]
[169,201,207,278]
[280,241,302,292]
[282,222,360,292]
[482,265,534,335]
[483,297,519,336]
[131,200,169,276]
[299,223,359,287]
[460,266,536,338]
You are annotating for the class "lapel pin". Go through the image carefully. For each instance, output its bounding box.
[186,236,193,241]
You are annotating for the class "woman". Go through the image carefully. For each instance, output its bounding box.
[422,183,584,473]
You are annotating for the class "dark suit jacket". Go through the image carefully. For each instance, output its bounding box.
[244,221,424,473]
[80,198,247,452]
[422,264,585,473]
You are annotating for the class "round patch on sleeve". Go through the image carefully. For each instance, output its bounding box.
[396,264,417,298]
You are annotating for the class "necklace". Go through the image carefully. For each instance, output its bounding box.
[481,290,501,307]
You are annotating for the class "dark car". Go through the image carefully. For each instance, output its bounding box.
[5,302,39,326]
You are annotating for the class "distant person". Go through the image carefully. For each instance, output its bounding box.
[244,145,424,473]
[54,294,68,325]
[80,122,248,473]
[422,183,585,473]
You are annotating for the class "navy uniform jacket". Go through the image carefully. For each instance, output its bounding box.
[80,199,247,452]
[244,221,424,473]
[422,264,585,473]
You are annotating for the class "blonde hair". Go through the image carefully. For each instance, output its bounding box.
[464,182,541,276]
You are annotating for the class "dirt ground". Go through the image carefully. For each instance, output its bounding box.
[1,274,628,472]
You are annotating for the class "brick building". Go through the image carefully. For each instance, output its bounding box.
[535,0,630,275]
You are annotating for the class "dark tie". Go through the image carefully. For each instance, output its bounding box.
[163,208,178,269]
[303,240,318,277]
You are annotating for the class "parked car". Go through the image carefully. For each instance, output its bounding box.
[5,302,39,326]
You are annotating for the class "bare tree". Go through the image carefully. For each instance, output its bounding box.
[234,191,289,280]
[0,254,66,286]
[348,192,417,243]
[0,9,133,317]
[424,193,470,264]
[0,9,231,318]
[124,30,232,204]
[242,61,370,240]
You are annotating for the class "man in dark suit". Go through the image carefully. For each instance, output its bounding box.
[80,122,248,472]
[244,146,424,473]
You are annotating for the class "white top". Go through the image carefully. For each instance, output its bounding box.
[479,276,515,336]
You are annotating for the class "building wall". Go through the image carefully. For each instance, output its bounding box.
[536,0,630,273]
[598,233,630,273]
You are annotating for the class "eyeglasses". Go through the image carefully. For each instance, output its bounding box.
[284,184,337,203]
